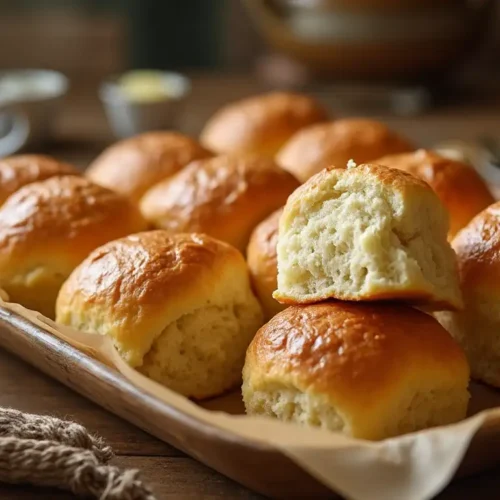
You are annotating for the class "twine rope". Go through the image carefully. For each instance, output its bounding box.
[0,408,156,499]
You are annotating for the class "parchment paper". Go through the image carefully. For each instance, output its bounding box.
[2,297,500,500]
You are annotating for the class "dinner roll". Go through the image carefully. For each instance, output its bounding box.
[56,231,264,400]
[277,119,414,182]
[86,132,212,202]
[0,154,79,205]
[140,154,300,252]
[200,92,328,156]
[436,202,500,388]
[247,208,285,320]
[274,163,462,310]
[376,150,494,239]
[0,176,147,318]
[243,302,469,440]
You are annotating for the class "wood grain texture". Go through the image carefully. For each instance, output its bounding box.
[1,348,500,499]
[0,308,332,498]
[0,347,262,499]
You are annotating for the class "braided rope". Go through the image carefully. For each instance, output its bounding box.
[0,408,156,499]
[0,408,113,463]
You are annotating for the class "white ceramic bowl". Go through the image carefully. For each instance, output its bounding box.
[99,71,191,139]
[0,69,68,157]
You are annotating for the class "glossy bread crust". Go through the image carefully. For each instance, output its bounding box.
[0,175,147,317]
[200,92,328,156]
[277,119,414,182]
[376,150,494,238]
[56,231,251,364]
[140,154,300,251]
[246,302,469,414]
[247,208,285,319]
[86,132,212,201]
[452,201,500,289]
[0,154,79,205]
[0,175,147,265]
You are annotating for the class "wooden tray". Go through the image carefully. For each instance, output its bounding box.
[1,305,500,499]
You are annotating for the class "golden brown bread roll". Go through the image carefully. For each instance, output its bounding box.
[247,208,286,320]
[0,176,147,318]
[0,154,79,206]
[200,92,328,156]
[56,231,264,400]
[140,154,300,252]
[276,119,414,182]
[274,163,462,310]
[86,132,212,202]
[375,150,494,239]
[436,201,500,388]
[243,302,469,440]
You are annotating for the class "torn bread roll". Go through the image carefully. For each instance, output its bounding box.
[274,163,462,310]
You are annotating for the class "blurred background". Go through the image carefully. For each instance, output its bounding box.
[0,0,498,164]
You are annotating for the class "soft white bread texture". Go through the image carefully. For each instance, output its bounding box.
[436,201,500,388]
[247,208,286,320]
[274,164,462,310]
[243,302,470,440]
[0,176,147,318]
[56,231,264,400]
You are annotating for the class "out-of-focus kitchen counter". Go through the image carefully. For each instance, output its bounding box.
[50,74,500,169]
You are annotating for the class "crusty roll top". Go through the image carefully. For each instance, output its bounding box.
[277,119,414,182]
[140,153,300,251]
[245,302,469,415]
[0,154,79,205]
[0,175,146,264]
[56,231,258,366]
[86,131,212,201]
[200,92,328,156]
[376,149,494,238]
[452,201,500,290]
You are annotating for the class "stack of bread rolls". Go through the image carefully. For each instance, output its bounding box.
[2,91,496,442]
[243,162,471,440]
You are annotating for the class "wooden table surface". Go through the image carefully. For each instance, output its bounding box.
[0,74,499,499]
